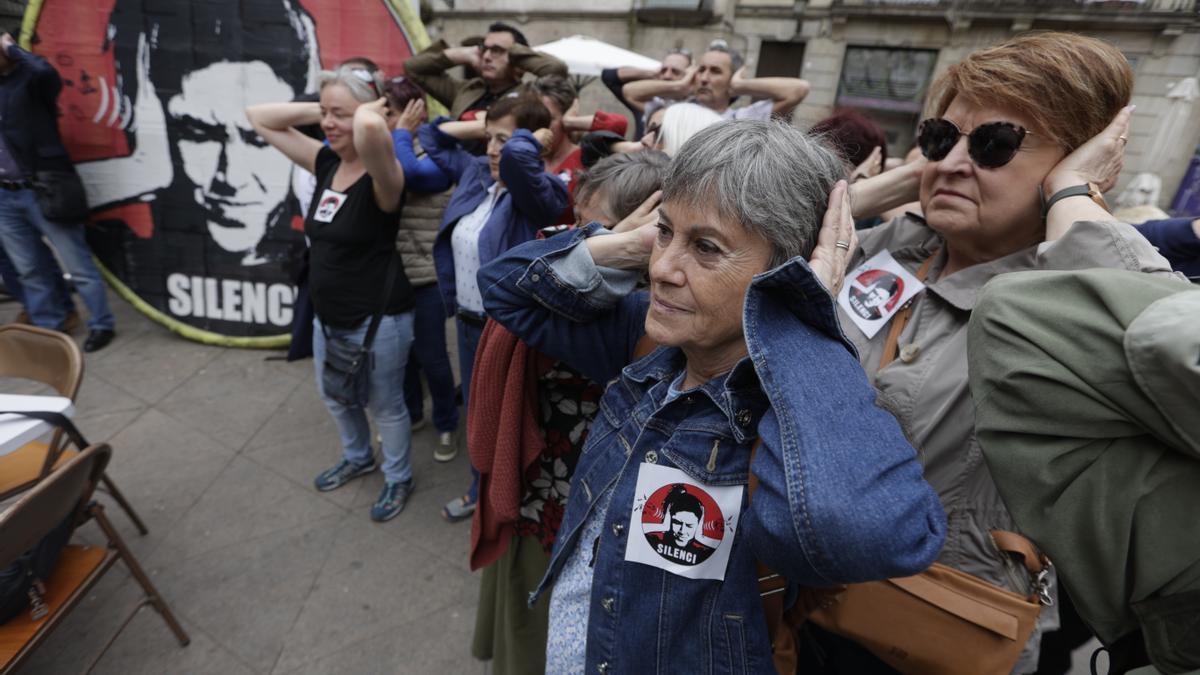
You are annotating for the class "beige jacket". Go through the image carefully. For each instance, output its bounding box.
[840,215,1178,671]
[404,40,568,120]
[397,188,451,288]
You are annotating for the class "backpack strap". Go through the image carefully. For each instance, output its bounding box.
[878,250,939,372]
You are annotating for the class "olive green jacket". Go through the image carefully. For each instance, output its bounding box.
[969,269,1200,674]
[403,40,568,120]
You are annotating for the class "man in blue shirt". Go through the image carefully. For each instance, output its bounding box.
[0,32,115,351]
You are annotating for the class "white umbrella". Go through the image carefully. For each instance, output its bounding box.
[533,35,662,78]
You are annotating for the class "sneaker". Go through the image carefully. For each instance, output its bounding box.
[313,458,376,492]
[371,479,414,522]
[433,431,456,462]
[442,495,476,522]
[411,418,428,432]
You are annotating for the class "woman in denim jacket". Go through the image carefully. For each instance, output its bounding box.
[478,120,946,674]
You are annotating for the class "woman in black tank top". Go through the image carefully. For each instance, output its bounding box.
[247,65,419,522]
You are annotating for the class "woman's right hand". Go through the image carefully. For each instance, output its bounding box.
[586,221,658,270]
[612,190,661,233]
[851,146,884,182]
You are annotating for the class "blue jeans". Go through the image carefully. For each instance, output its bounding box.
[456,311,485,502]
[313,312,415,484]
[403,284,459,433]
[0,188,113,330]
[0,241,74,313]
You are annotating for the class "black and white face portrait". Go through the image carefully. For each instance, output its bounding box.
[166,61,297,260]
[668,509,699,548]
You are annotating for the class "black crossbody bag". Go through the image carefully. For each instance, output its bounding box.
[320,255,399,408]
[32,169,90,224]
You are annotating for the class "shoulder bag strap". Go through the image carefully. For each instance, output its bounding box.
[878,249,940,372]
[361,253,400,352]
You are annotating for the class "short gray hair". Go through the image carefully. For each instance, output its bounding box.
[318,65,384,103]
[706,40,744,72]
[576,151,671,223]
[662,119,844,268]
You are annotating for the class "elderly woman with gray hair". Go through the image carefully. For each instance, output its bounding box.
[478,119,946,673]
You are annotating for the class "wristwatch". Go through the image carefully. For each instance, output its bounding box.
[1041,183,1110,220]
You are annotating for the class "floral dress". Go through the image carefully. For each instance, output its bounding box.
[471,353,605,675]
[515,355,603,553]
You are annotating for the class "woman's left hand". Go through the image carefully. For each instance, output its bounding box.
[809,180,857,295]
[1043,105,1133,195]
[396,98,425,133]
[532,128,555,154]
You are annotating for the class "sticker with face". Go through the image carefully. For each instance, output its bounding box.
[625,463,743,581]
[848,269,904,320]
[312,188,347,223]
[837,249,927,339]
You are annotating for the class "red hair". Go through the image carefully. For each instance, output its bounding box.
[810,109,888,168]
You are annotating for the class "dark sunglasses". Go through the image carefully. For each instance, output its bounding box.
[917,118,1030,169]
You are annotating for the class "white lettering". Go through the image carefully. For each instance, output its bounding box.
[165,275,294,326]
[190,275,204,319]
[220,279,241,322]
[166,273,191,317]
[656,543,696,564]
[241,281,267,324]
[267,284,293,327]
[203,278,220,318]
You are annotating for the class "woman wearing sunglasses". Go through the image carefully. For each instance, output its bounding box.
[807,32,1180,673]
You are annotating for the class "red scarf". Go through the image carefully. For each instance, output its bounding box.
[467,319,547,571]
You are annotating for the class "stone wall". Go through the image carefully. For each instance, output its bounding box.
[427,1,1200,206]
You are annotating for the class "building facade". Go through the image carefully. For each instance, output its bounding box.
[425,0,1200,209]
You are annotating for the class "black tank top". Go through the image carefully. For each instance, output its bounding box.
[305,147,413,328]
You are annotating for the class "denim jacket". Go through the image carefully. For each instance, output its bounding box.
[479,225,946,674]
[418,119,568,316]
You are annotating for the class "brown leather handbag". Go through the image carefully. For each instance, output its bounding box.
[808,532,1048,675]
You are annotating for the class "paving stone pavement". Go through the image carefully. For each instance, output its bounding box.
[1,290,487,674]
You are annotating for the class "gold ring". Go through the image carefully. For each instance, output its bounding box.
[835,241,851,251]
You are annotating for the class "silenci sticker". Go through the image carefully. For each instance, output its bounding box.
[838,249,926,339]
[312,189,347,223]
[625,463,743,581]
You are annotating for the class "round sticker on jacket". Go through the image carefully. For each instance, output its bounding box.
[848,268,905,320]
[641,483,724,566]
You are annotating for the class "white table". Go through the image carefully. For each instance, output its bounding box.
[0,393,75,457]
